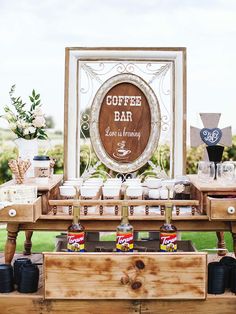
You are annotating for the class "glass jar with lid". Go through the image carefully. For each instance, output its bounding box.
[33,156,51,179]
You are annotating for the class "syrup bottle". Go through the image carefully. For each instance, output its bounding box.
[67,206,85,252]
[116,206,134,252]
[160,203,177,252]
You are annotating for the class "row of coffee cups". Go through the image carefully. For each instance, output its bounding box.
[59,177,188,200]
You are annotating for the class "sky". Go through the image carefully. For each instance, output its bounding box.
[1,0,236,135]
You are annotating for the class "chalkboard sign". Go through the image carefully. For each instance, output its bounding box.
[90,74,160,173]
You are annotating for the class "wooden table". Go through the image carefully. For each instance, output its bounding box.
[2,175,236,263]
[1,175,236,314]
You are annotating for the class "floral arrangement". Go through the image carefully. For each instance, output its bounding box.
[1,85,48,140]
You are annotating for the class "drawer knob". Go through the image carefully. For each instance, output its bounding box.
[227,206,235,214]
[8,209,17,217]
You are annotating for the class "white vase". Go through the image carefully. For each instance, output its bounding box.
[14,138,39,177]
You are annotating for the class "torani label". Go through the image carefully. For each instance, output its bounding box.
[116,232,133,252]
[160,233,177,252]
[67,231,85,252]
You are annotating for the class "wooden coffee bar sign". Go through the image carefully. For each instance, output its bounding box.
[99,82,151,163]
[90,74,161,173]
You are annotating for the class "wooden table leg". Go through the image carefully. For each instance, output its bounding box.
[24,231,33,255]
[4,223,19,264]
[216,231,226,256]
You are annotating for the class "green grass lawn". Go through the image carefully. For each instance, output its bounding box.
[0,229,59,252]
[0,229,233,253]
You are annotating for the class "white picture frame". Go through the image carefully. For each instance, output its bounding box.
[64,47,186,179]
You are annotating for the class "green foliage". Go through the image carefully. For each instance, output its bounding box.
[79,144,98,175]
[223,135,236,161]
[186,146,204,174]
[0,230,59,253]
[47,145,64,174]
[0,146,17,184]
[0,85,48,140]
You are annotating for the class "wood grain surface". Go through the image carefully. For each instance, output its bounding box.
[0,175,63,192]
[0,197,41,222]
[189,175,236,192]
[208,197,236,220]
[44,252,207,300]
[0,253,235,314]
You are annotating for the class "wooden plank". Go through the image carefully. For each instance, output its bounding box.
[45,300,140,314]
[141,298,236,314]
[0,297,43,314]
[48,199,199,206]
[0,297,140,314]
[189,175,236,192]
[44,252,207,300]
[0,175,63,192]
[0,287,44,299]
[39,213,209,221]
[19,219,230,232]
[0,297,236,314]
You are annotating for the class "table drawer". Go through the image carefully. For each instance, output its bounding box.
[207,196,236,220]
[0,197,41,222]
[44,252,207,300]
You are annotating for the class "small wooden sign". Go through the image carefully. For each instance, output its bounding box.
[99,82,151,163]
[90,74,160,173]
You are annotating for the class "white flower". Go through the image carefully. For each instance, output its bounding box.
[32,107,44,116]
[23,128,30,135]
[32,116,46,128]
[17,120,28,129]
[28,126,36,134]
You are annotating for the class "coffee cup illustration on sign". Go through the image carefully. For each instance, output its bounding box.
[113,141,131,159]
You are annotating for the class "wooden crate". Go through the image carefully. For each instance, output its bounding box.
[44,251,207,300]
[2,253,236,314]
[0,197,41,222]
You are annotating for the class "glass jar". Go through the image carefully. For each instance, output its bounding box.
[33,156,51,182]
